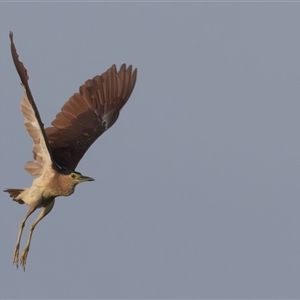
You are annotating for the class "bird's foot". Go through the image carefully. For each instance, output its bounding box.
[13,248,19,269]
[20,247,29,271]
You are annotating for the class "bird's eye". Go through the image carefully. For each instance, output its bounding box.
[71,174,76,179]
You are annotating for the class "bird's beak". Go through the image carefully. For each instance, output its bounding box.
[80,175,95,182]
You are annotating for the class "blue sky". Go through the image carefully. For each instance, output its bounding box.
[0,2,299,298]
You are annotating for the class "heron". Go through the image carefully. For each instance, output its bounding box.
[4,32,137,271]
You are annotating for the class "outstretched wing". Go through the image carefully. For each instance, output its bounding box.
[45,64,137,171]
[9,32,60,177]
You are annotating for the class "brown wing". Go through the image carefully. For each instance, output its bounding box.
[45,64,137,171]
[9,32,61,176]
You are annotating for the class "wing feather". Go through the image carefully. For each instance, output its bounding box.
[21,84,53,177]
[45,64,137,171]
[9,32,59,177]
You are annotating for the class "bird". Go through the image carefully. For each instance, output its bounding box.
[4,32,137,271]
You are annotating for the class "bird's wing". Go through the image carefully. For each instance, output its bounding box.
[9,32,60,177]
[45,64,137,171]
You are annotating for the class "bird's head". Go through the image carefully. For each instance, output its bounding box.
[69,171,95,184]
[57,171,94,196]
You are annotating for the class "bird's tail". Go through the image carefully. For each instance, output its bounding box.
[4,188,25,204]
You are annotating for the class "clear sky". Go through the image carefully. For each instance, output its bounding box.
[0,2,299,299]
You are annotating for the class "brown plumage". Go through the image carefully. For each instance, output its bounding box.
[45,64,136,171]
[4,32,137,271]
[5,189,25,204]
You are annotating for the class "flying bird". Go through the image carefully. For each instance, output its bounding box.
[4,32,137,271]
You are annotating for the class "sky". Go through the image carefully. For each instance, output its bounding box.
[0,2,299,299]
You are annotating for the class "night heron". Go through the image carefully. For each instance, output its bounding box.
[4,32,137,271]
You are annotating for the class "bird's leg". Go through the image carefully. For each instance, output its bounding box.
[20,199,55,271]
[13,205,37,269]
